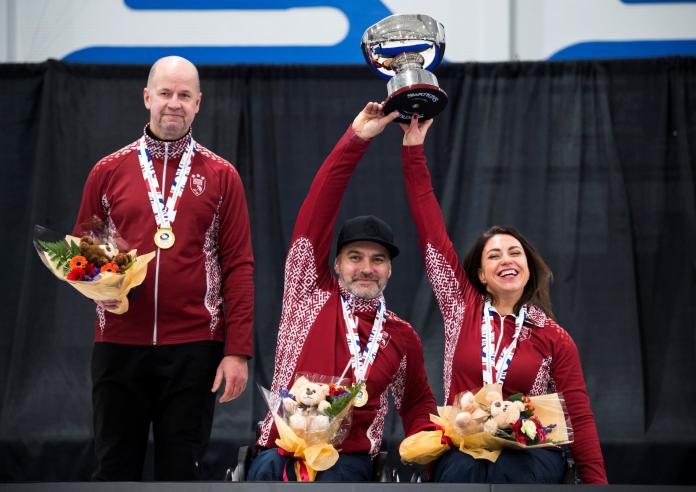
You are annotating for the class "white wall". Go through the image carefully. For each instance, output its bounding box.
[1,0,695,63]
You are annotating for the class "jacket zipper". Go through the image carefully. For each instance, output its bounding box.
[152,142,169,345]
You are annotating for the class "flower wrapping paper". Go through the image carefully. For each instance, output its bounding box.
[258,374,363,481]
[400,384,573,464]
[36,233,155,314]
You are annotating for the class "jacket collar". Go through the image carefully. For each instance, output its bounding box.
[142,124,192,160]
[484,295,547,328]
[525,304,547,327]
[339,285,384,314]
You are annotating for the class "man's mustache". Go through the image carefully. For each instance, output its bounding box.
[351,275,378,282]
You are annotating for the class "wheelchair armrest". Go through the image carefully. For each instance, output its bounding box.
[373,450,401,482]
[225,445,254,481]
[563,455,582,484]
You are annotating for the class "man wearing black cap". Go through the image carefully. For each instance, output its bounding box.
[249,103,436,481]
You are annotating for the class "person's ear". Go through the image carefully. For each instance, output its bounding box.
[143,87,151,110]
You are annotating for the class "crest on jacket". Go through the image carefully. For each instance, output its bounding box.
[190,173,206,196]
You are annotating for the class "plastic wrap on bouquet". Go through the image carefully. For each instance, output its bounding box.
[400,383,573,464]
[258,373,364,481]
[33,222,155,314]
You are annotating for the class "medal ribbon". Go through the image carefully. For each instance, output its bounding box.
[481,298,527,385]
[340,295,386,383]
[137,136,195,229]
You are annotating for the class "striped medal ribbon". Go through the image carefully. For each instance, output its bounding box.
[137,136,195,249]
[340,295,387,407]
[481,298,527,385]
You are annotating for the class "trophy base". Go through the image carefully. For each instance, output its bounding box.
[384,84,448,123]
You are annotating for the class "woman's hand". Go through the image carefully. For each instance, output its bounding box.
[351,101,400,140]
[399,114,434,146]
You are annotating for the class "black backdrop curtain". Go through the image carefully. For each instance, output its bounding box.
[0,58,694,484]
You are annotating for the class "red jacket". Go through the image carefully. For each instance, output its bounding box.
[402,144,608,484]
[73,126,254,357]
[257,127,436,455]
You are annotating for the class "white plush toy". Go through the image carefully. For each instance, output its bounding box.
[283,377,332,433]
[483,398,526,434]
[453,391,488,435]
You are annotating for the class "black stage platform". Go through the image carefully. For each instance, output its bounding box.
[1,484,696,491]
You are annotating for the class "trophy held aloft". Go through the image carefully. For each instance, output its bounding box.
[361,14,447,123]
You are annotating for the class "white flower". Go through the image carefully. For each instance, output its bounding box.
[521,419,537,439]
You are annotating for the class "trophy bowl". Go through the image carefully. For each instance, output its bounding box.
[361,14,447,123]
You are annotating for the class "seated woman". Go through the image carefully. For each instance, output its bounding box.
[399,115,608,484]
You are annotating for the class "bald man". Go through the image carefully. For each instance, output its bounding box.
[73,56,254,480]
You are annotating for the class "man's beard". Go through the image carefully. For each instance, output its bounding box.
[338,276,386,300]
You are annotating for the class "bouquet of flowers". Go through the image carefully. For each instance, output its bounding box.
[259,373,365,481]
[33,219,156,314]
[400,383,573,464]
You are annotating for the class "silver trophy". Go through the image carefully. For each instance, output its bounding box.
[361,14,447,123]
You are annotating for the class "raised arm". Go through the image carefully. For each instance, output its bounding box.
[400,117,479,313]
[399,116,463,275]
[400,117,478,402]
[290,103,398,278]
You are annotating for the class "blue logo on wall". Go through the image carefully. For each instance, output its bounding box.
[63,0,696,64]
[64,0,394,64]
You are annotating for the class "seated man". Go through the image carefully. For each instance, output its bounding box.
[249,103,436,481]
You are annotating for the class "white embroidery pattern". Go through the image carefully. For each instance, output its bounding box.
[96,305,106,336]
[529,356,556,396]
[93,141,138,171]
[196,144,233,167]
[143,127,190,159]
[99,194,115,235]
[518,325,532,342]
[366,355,407,456]
[95,194,116,337]
[365,386,390,457]
[425,243,466,402]
[338,285,383,313]
[203,198,223,336]
[526,305,547,328]
[258,237,331,446]
[390,355,408,411]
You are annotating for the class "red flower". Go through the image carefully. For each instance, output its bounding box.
[101,262,119,273]
[69,256,88,269]
[66,267,85,281]
[84,263,98,277]
[512,419,527,444]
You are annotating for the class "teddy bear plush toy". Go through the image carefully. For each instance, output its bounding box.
[283,377,332,434]
[483,397,526,434]
[79,236,113,267]
[453,391,488,435]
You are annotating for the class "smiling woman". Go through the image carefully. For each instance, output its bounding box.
[399,116,608,484]
[462,225,553,319]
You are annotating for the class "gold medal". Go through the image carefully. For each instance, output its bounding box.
[354,386,368,407]
[154,228,175,249]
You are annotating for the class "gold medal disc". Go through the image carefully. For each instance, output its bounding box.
[354,387,369,407]
[154,228,175,249]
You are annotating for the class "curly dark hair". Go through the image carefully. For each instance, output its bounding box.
[461,225,554,318]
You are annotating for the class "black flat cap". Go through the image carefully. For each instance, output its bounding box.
[336,215,399,259]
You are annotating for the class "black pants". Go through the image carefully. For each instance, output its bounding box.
[248,448,373,481]
[91,341,222,481]
[432,447,566,483]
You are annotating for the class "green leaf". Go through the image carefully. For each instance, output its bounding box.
[37,239,74,274]
[70,240,81,256]
[323,382,364,419]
